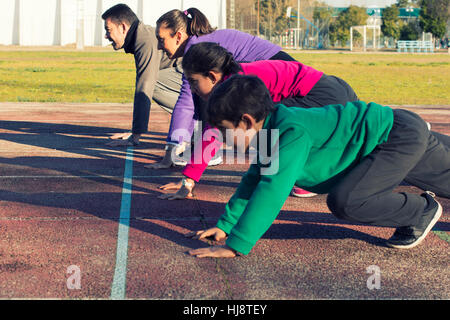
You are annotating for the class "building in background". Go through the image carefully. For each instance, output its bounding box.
[0,0,226,47]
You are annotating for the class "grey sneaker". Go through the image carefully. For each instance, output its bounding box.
[172,157,188,167]
[387,192,442,249]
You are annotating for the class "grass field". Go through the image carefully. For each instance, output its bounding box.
[0,49,449,105]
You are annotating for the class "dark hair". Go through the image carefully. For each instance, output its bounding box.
[156,8,215,37]
[207,75,275,128]
[102,3,138,26]
[182,42,242,77]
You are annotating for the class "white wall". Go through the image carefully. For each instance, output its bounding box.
[0,0,226,46]
[0,0,18,45]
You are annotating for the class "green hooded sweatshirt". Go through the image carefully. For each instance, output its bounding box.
[216,101,394,255]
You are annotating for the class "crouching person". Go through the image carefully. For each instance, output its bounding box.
[187,75,449,258]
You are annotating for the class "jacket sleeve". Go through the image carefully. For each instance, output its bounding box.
[131,30,163,134]
[217,129,311,255]
[165,74,196,144]
[216,163,261,236]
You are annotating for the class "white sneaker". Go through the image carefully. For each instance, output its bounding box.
[173,155,223,167]
[207,155,223,166]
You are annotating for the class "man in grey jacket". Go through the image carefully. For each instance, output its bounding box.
[102,4,182,146]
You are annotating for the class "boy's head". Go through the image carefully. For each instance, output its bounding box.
[207,75,275,151]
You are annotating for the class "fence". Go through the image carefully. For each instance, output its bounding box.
[397,40,434,53]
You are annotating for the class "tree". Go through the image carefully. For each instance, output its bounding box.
[400,21,421,39]
[313,6,333,23]
[329,6,368,46]
[255,0,292,38]
[381,5,403,40]
[313,6,333,48]
[397,0,421,7]
[397,0,410,7]
[419,0,449,38]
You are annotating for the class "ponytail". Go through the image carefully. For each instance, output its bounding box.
[185,8,215,37]
[156,7,215,37]
[182,42,242,77]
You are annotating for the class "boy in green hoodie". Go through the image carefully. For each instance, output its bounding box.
[187,75,449,258]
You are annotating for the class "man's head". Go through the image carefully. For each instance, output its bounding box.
[102,4,138,50]
[207,75,275,151]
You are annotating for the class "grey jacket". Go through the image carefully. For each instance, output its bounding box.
[124,21,181,134]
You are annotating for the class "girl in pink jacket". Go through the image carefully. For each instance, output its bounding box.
[158,42,358,200]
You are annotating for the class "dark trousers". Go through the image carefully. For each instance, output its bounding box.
[269,50,297,62]
[280,74,358,108]
[327,109,450,228]
[269,51,358,109]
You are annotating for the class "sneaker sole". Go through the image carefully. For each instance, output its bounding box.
[291,191,318,198]
[387,201,442,249]
[173,161,188,167]
[207,157,223,166]
[173,157,223,167]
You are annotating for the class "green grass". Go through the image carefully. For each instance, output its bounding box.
[0,50,135,103]
[0,50,449,105]
[291,52,450,105]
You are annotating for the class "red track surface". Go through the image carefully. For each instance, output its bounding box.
[0,102,448,299]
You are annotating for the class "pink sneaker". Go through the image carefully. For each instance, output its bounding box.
[291,186,317,198]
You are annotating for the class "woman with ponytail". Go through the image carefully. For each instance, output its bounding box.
[148,7,295,170]
[158,42,359,200]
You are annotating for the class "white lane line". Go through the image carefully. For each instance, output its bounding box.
[110,146,134,300]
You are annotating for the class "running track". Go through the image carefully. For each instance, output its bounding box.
[0,102,448,299]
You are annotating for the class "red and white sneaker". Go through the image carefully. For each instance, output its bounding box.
[291,186,318,198]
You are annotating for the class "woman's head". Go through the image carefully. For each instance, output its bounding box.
[156,8,215,59]
[182,42,242,100]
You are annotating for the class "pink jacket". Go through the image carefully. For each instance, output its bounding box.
[182,60,323,182]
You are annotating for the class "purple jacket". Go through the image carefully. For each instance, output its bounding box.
[167,29,281,144]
